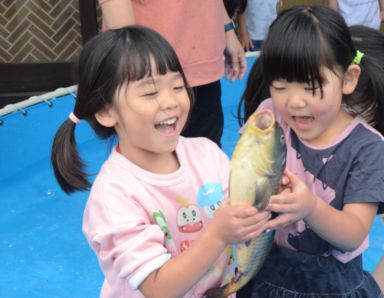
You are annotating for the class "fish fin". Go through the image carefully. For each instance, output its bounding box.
[203,274,249,298]
[254,177,269,210]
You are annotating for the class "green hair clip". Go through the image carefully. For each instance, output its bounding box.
[352,50,364,65]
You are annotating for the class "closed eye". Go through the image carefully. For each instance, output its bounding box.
[173,85,185,91]
[271,86,286,91]
[142,91,158,97]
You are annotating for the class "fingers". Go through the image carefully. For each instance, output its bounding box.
[237,55,247,80]
[225,52,247,82]
[236,210,272,241]
[281,174,290,186]
[264,213,296,231]
[283,169,299,186]
[243,40,253,52]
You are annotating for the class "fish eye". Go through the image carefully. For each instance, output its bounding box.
[280,135,285,143]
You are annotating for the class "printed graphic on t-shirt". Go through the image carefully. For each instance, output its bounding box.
[176,195,204,233]
[153,210,173,242]
[197,182,224,219]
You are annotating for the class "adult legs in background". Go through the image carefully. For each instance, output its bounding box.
[182,80,223,147]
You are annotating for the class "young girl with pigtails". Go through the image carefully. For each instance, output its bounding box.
[238,5,384,297]
[51,26,270,298]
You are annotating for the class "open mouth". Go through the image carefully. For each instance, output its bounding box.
[292,116,314,130]
[155,117,178,135]
[293,116,313,123]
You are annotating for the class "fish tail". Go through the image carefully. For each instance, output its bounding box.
[204,275,249,298]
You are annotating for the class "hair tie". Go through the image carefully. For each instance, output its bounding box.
[69,112,80,124]
[352,50,364,65]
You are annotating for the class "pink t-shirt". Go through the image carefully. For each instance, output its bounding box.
[99,0,226,87]
[83,137,235,297]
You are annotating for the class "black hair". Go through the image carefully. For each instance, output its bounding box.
[238,5,384,136]
[51,25,193,194]
[348,25,384,131]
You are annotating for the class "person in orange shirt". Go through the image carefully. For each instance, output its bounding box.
[99,0,247,147]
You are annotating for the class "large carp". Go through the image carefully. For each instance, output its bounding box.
[206,109,287,297]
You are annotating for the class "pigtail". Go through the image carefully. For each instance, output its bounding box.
[237,58,270,126]
[348,25,384,136]
[51,119,90,194]
[352,55,384,135]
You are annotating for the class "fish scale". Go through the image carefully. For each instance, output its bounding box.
[204,109,286,298]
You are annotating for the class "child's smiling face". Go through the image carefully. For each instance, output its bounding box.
[98,59,190,170]
[270,66,357,147]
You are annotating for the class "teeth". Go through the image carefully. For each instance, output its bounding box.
[158,117,177,125]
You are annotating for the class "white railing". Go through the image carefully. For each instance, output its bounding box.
[0,85,77,118]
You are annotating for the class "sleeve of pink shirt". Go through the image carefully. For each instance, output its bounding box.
[83,179,171,290]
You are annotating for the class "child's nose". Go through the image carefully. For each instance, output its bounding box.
[159,90,179,110]
[287,93,306,109]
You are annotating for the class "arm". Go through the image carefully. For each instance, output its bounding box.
[329,0,339,11]
[99,0,135,29]
[304,197,377,252]
[140,203,270,297]
[237,10,254,52]
[266,169,378,252]
[380,0,384,22]
[222,2,247,81]
[373,255,384,292]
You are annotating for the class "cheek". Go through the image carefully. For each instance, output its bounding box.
[270,94,286,113]
[312,92,341,118]
[180,93,191,114]
[129,100,159,118]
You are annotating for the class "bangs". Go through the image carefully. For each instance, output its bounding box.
[261,8,331,91]
[115,27,184,87]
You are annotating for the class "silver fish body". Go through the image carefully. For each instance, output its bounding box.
[205,109,286,297]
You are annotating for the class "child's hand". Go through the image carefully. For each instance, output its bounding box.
[264,169,317,230]
[208,198,271,245]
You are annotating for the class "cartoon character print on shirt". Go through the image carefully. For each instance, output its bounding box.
[153,210,178,257]
[175,195,204,252]
[196,182,224,219]
[176,195,203,233]
[153,210,173,242]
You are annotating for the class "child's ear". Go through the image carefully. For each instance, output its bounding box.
[342,64,361,95]
[95,105,117,127]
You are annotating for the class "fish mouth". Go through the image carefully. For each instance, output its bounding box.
[250,109,275,134]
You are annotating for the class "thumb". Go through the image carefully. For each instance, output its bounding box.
[283,168,300,187]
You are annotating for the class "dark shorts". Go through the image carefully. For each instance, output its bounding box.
[238,244,383,298]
